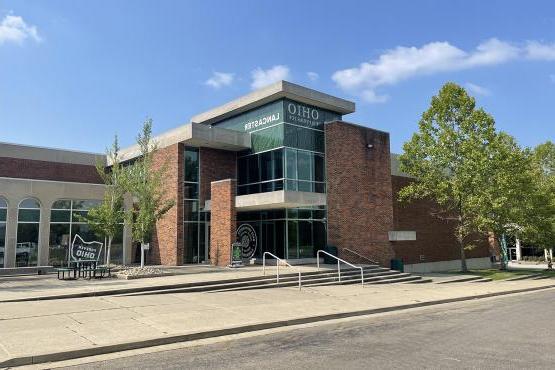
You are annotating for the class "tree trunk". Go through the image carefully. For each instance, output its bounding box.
[459,238,468,272]
[498,234,508,270]
[107,236,112,266]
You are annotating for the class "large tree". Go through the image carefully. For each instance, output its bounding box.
[399,82,499,272]
[473,133,535,269]
[126,118,175,267]
[83,136,126,266]
[521,141,555,253]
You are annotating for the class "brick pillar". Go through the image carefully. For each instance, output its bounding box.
[150,143,183,266]
[325,121,395,266]
[210,179,236,267]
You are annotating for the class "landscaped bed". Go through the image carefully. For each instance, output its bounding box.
[447,269,555,280]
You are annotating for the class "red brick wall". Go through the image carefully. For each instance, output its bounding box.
[391,175,491,264]
[199,148,236,205]
[150,143,183,265]
[210,179,236,267]
[0,157,102,183]
[325,121,395,266]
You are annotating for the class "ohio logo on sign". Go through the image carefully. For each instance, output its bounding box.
[236,224,257,259]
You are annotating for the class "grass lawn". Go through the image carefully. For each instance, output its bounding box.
[454,269,555,280]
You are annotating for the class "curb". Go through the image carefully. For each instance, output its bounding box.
[1,283,554,367]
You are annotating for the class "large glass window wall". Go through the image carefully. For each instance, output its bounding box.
[48,199,123,267]
[238,147,325,195]
[236,207,326,260]
[183,147,209,263]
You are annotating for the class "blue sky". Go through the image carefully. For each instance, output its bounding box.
[1,0,554,154]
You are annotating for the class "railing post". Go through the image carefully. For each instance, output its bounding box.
[277,262,280,284]
[338,260,341,282]
[317,251,320,271]
[298,271,301,290]
[361,269,364,286]
[263,253,266,276]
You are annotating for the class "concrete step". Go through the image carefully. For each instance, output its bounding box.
[405,278,433,284]
[436,276,485,284]
[369,275,424,284]
[472,277,493,283]
[122,267,391,296]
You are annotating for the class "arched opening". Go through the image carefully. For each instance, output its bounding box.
[16,198,41,267]
[0,197,7,268]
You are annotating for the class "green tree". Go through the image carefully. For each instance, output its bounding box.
[83,136,126,266]
[399,82,498,272]
[522,141,555,252]
[126,118,175,267]
[474,133,534,269]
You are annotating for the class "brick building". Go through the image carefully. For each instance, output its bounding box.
[0,81,493,272]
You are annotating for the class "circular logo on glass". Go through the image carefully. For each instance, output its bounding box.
[236,224,257,259]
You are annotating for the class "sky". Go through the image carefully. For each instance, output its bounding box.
[1,0,554,154]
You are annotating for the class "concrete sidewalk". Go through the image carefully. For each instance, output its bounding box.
[0,265,331,302]
[1,277,554,367]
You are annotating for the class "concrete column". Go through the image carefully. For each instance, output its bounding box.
[210,179,236,267]
[38,201,52,266]
[4,199,18,268]
[515,238,522,261]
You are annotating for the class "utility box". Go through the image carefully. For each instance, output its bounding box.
[390,259,404,272]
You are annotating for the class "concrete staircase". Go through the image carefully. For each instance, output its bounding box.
[122,265,430,297]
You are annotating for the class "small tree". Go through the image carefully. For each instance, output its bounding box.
[399,83,498,272]
[83,136,126,266]
[126,118,175,267]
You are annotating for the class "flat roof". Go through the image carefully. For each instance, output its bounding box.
[191,80,356,126]
[0,141,105,166]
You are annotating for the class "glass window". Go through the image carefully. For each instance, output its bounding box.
[49,224,70,267]
[50,210,71,223]
[184,183,199,200]
[0,223,5,268]
[260,151,273,182]
[184,147,199,183]
[238,157,248,185]
[247,155,260,183]
[16,223,39,267]
[297,151,312,181]
[184,200,199,222]
[287,220,298,259]
[274,149,284,179]
[286,148,297,179]
[19,198,40,209]
[0,198,6,268]
[298,221,313,258]
[314,154,325,182]
[52,200,71,210]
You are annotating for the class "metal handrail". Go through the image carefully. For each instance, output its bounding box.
[317,250,364,286]
[262,252,302,290]
[343,248,380,266]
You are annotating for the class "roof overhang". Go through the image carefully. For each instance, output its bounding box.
[204,190,326,211]
[118,123,251,163]
[191,80,355,126]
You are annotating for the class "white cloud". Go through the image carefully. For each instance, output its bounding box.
[525,41,555,60]
[251,65,290,90]
[205,72,234,89]
[332,38,555,103]
[307,71,319,81]
[0,14,41,45]
[465,82,491,96]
